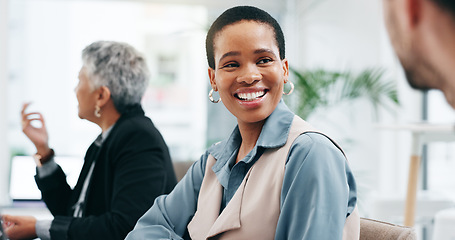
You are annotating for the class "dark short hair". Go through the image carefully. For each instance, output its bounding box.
[205,6,285,69]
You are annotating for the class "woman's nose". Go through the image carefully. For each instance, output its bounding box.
[237,64,261,84]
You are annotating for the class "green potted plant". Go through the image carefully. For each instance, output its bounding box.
[286,67,399,120]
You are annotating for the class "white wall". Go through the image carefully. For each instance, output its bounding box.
[0,0,11,205]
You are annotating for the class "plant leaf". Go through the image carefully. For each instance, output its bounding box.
[287,67,399,119]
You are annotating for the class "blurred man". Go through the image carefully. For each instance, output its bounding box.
[382,0,455,108]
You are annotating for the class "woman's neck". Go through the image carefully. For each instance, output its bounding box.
[236,120,265,163]
[96,103,121,132]
[99,113,120,132]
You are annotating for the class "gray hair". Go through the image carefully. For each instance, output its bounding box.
[82,41,150,114]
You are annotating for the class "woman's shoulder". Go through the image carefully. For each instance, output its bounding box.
[294,132,339,147]
[288,132,345,162]
[109,115,166,146]
[116,114,157,133]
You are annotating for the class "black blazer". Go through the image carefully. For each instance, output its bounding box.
[35,105,177,240]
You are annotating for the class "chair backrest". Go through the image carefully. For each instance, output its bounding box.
[173,161,195,182]
[360,218,416,240]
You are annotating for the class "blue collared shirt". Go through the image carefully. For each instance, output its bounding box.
[126,100,357,240]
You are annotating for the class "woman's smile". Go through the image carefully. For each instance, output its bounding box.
[234,88,268,102]
[209,20,288,125]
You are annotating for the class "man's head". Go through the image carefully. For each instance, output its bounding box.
[383,0,455,107]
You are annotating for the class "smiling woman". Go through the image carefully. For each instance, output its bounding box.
[208,21,287,134]
[126,6,359,240]
[208,21,289,162]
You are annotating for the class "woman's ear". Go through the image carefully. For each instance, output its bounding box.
[96,86,112,107]
[282,59,289,83]
[208,67,217,91]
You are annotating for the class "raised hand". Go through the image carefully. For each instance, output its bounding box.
[21,103,51,156]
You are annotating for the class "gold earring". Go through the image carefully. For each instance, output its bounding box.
[208,89,221,103]
[283,81,294,95]
[94,105,101,118]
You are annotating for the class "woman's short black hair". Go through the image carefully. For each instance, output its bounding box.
[205,6,285,69]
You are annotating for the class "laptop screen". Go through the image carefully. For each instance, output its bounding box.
[9,156,83,200]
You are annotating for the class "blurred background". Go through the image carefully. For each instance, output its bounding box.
[1,0,455,239]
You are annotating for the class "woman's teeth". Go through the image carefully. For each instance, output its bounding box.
[237,91,265,101]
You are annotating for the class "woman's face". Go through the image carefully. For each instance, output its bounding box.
[209,20,288,126]
[75,67,98,120]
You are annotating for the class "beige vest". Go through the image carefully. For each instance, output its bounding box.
[187,116,360,240]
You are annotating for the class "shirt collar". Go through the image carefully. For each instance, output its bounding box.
[93,104,144,147]
[209,99,295,172]
[94,123,115,147]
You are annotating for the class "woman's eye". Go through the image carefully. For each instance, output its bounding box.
[258,58,273,64]
[221,63,239,69]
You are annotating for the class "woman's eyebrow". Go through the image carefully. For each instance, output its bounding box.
[219,51,240,63]
[254,48,276,56]
[218,48,277,64]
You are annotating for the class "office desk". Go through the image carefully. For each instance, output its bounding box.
[1,201,52,219]
[378,123,455,226]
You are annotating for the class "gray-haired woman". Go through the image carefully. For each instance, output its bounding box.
[2,41,177,240]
